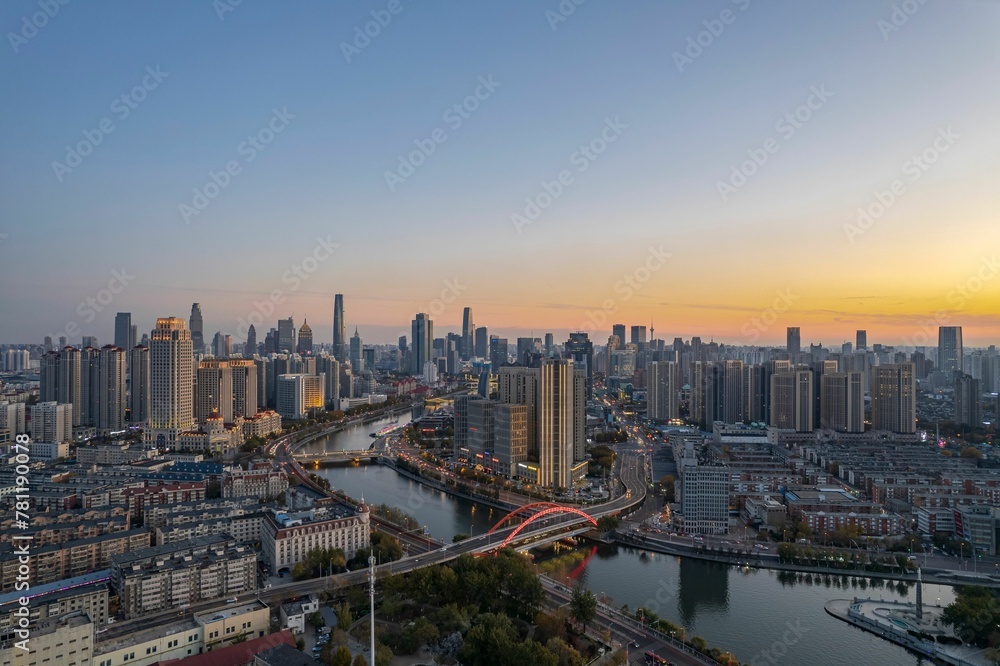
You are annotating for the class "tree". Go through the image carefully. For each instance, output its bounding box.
[334,602,352,630]
[327,645,352,666]
[453,533,470,543]
[597,515,620,533]
[569,587,597,633]
[375,643,393,666]
[942,586,1000,648]
[351,655,367,666]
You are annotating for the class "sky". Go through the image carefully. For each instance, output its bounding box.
[2,0,999,349]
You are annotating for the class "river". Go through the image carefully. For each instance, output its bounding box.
[314,415,952,665]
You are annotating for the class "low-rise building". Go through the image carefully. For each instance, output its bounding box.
[0,611,93,666]
[261,504,370,573]
[279,595,319,634]
[110,535,257,618]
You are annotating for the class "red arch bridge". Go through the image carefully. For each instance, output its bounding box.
[484,502,598,552]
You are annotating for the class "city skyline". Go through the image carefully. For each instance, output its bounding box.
[2,2,999,346]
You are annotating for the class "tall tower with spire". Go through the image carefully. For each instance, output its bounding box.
[333,294,346,362]
[297,318,313,355]
[350,327,364,372]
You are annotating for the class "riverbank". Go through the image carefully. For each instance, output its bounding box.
[615,532,1000,589]
[824,598,990,666]
[289,404,414,455]
[378,456,520,512]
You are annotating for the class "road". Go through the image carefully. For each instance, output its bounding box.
[541,577,715,666]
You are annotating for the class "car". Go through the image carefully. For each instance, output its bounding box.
[632,641,640,648]
[226,597,238,604]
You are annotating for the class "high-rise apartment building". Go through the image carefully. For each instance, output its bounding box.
[871,363,916,433]
[787,327,801,356]
[770,370,814,432]
[31,401,73,443]
[938,326,964,376]
[40,346,83,427]
[96,345,127,434]
[149,317,194,445]
[819,372,864,433]
[647,361,681,421]
[954,374,982,428]
[538,359,575,488]
[129,345,150,425]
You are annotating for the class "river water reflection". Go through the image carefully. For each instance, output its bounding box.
[314,416,950,665]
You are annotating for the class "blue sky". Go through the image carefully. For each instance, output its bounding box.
[2,0,999,347]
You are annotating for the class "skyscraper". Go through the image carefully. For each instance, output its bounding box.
[856,329,867,351]
[612,324,626,345]
[630,325,647,346]
[474,326,489,359]
[410,314,433,375]
[544,333,554,357]
[538,359,575,488]
[40,347,82,427]
[564,332,593,399]
[461,307,474,362]
[350,328,364,372]
[245,324,257,358]
[189,303,205,354]
[277,317,295,354]
[647,361,681,422]
[490,336,509,369]
[770,370,813,432]
[938,326,964,376]
[516,337,535,366]
[97,345,127,434]
[786,327,801,356]
[114,312,132,351]
[954,374,982,427]
[129,345,150,425]
[871,363,916,433]
[333,294,346,362]
[297,319,313,355]
[148,317,194,445]
[819,372,864,432]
